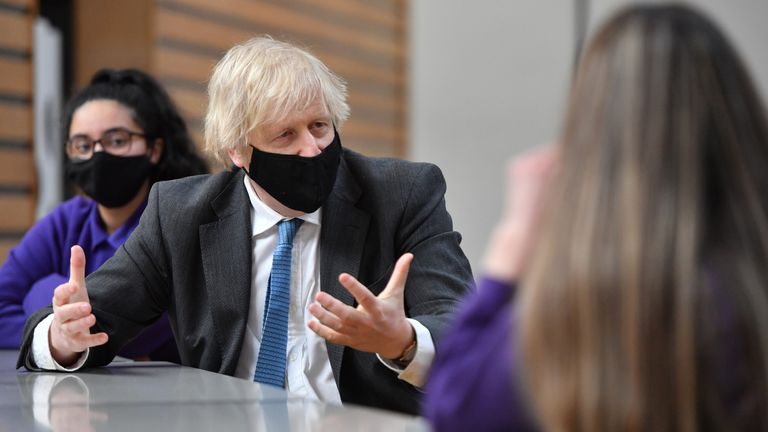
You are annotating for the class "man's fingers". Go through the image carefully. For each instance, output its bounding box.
[59,314,96,336]
[308,302,347,332]
[307,320,349,346]
[379,253,413,298]
[314,291,367,326]
[69,245,86,285]
[54,302,92,323]
[68,245,89,303]
[338,273,378,310]
[52,283,73,307]
[68,332,109,351]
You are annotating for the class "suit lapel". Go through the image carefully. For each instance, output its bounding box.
[320,154,370,383]
[199,171,252,375]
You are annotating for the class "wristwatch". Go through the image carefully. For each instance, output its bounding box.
[397,337,417,364]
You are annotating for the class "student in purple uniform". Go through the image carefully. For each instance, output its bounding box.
[426,4,768,431]
[0,69,208,361]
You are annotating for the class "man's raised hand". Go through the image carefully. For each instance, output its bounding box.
[49,245,108,366]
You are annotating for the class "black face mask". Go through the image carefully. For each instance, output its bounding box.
[67,152,152,208]
[243,131,342,213]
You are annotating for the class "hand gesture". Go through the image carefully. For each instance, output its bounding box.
[308,253,415,359]
[483,146,558,281]
[49,245,108,366]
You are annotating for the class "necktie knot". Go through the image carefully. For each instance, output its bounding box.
[277,218,303,246]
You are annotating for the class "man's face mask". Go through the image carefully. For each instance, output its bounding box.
[67,152,152,208]
[243,130,342,213]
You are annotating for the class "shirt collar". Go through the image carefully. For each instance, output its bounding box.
[86,197,148,249]
[242,175,321,238]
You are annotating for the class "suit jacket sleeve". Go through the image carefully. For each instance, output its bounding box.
[394,163,474,343]
[335,158,474,414]
[18,184,171,370]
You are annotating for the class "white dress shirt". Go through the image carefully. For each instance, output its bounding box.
[31,175,435,400]
[233,176,434,401]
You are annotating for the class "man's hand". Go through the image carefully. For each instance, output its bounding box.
[308,253,415,360]
[49,245,108,366]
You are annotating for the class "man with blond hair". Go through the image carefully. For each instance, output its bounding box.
[17,36,473,414]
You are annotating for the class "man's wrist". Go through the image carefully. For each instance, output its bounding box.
[396,336,417,364]
[48,323,79,367]
[390,323,417,365]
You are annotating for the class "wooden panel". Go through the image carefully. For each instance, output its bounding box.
[316,51,401,87]
[0,57,31,96]
[0,195,34,230]
[154,46,216,85]
[165,84,207,121]
[163,0,400,58]
[0,104,31,140]
[0,11,31,52]
[74,0,152,88]
[154,7,397,70]
[347,140,399,158]
[153,0,405,158]
[0,149,34,187]
[155,8,251,53]
[0,0,34,8]
[289,0,401,29]
[348,91,401,115]
[343,120,399,143]
[0,4,35,248]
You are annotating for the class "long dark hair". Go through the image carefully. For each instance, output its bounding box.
[62,68,208,182]
[519,4,768,431]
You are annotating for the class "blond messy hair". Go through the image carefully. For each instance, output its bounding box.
[204,36,350,165]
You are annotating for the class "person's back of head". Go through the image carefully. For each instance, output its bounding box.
[62,68,209,183]
[518,4,768,431]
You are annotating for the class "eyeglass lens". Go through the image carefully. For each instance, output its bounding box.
[68,129,138,158]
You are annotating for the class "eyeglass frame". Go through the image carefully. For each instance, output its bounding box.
[65,127,149,160]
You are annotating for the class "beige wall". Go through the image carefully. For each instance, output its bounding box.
[409,1,574,272]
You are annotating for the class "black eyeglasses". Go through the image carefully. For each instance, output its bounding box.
[66,128,146,159]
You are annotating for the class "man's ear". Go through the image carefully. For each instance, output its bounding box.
[228,147,248,169]
[150,138,164,164]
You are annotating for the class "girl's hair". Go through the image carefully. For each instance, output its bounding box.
[519,5,768,431]
[62,68,208,182]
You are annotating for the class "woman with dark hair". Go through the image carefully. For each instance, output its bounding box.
[0,69,208,361]
[426,4,768,431]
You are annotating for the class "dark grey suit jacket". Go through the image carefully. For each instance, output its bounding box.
[18,148,474,414]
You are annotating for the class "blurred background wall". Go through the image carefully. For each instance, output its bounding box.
[1,0,767,273]
[411,0,768,272]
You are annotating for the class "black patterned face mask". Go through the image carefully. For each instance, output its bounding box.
[67,152,152,208]
[243,130,342,213]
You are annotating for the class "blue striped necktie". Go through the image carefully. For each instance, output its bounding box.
[253,218,303,387]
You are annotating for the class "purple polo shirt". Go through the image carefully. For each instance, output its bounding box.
[0,195,178,362]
